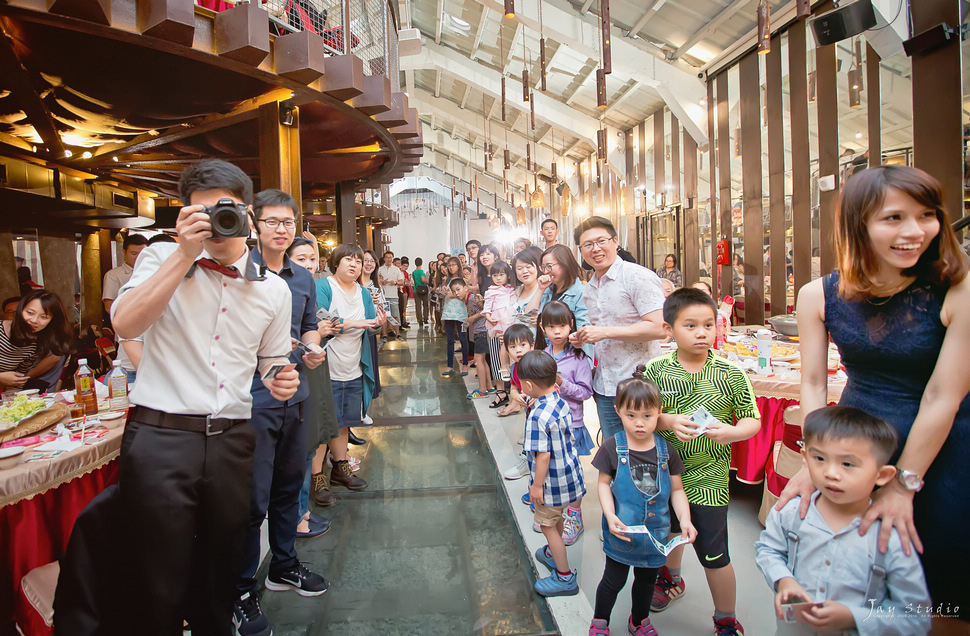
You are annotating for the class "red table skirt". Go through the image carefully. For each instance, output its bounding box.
[731,396,799,490]
[1,461,119,636]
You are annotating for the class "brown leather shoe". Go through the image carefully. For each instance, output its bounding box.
[311,472,338,507]
[330,460,367,491]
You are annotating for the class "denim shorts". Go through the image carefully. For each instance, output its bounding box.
[331,376,363,429]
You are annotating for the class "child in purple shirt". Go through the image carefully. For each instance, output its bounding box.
[538,301,593,546]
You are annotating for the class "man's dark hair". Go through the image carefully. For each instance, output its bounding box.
[803,406,899,466]
[573,215,617,244]
[516,350,558,389]
[662,287,718,325]
[503,323,534,349]
[541,218,558,230]
[466,239,481,249]
[401,257,409,265]
[2,296,21,310]
[123,234,148,251]
[448,278,465,291]
[329,243,364,273]
[415,257,423,266]
[253,189,299,220]
[384,250,394,258]
[147,234,177,246]
[178,159,253,206]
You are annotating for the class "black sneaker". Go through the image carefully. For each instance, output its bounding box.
[232,592,272,636]
[265,563,330,597]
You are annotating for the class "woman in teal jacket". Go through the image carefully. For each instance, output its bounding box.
[315,243,382,491]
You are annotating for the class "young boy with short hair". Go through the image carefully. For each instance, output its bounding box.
[501,324,537,482]
[643,288,761,635]
[755,406,931,635]
[519,350,586,597]
[465,278,491,399]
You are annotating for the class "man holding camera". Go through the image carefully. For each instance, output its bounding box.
[110,160,298,635]
[234,189,330,636]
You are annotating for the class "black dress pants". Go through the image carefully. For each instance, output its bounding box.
[117,416,255,636]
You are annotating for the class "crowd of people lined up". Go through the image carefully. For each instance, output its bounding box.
[6,159,966,636]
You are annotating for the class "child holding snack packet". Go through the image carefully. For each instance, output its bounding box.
[589,372,695,636]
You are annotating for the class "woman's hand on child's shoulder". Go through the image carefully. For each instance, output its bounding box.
[605,513,632,542]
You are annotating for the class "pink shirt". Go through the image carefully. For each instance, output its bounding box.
[482,285,517,337]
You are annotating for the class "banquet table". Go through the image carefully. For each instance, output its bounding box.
[0,423,122,635]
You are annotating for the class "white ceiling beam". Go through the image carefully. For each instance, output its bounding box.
[627,0,664,38]
[464,0,707,143]
[672,0,750,60]
[422,122,531,189]
[564,65,596,106]
[535,41,565,90]
[460,84,472,108]
[470,6,490,59]
[565,139,584,157]
[503,21,524,75]
[404,68,415,96]
[402,40,606,154]
[434,68,442,97]
[487,95,501,120]
[434,0,445,44]
[603,80,640,116]
[579,0,596,15]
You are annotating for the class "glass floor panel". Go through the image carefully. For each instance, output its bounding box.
[256,330,556,635]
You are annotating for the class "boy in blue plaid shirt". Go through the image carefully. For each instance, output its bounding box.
[520,350,586,597]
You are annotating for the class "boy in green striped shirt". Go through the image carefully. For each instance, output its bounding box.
[640,288,761,636]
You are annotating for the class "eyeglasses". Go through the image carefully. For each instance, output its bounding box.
[579,236,615,252]
[259,218,296,230]
[542,262,560,271]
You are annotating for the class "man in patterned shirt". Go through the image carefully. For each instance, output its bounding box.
[643,288,760,636]
[570,216,666,441]
[520,351,586,598]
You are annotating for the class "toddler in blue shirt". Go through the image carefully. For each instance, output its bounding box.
[755,406,931,635]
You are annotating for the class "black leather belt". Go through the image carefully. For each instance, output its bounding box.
[132,406,245,436]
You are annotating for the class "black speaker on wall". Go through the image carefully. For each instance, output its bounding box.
[809,0,876,46]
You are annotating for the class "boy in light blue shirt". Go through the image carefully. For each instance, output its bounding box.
[755,406,931,635]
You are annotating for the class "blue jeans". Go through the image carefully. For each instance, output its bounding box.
[331,376,364,429]
[594,391,622,441]
[298,450,315,516]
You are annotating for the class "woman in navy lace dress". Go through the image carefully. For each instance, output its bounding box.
[781,166,970,627]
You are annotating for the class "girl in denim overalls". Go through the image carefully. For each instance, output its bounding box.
[589,373,696,636]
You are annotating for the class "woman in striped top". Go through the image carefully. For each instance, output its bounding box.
[0,290,72,390]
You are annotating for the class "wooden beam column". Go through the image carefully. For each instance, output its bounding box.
[81,232,104,335]
[816,35,839,276]
[789,20,812,292]
[334,182,357,245]
[910,0,964,218]
[0,232,18,300]
[866,43,881,167]
[766,34,787,317]
[683,130,699,285]
[706,80,718,294]
[258,101,303,224]
[37,235,78,314]
[739,52,764,326]
[716,72,733,301]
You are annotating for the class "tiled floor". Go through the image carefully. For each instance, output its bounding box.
[254,323,777,635]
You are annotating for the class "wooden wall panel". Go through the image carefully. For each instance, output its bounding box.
[739,52,764,326]
[911,0,964,219]
[866,43,881,167]
[653,113,665,208]
[670,113,681,206]
[716,73,732,301]
[788,21,812,293]
[816,40,839,276]
[766,34,787,317]
[707,80,718,294]
[683,131,699,285]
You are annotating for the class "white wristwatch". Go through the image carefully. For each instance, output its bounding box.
[895,468,924,492]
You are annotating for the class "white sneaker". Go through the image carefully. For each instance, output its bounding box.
[533,521,542,533]
[503,456,529,480]
[362,414,374,425]
[562,507,584,546]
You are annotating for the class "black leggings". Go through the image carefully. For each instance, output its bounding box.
[444,320,468,368]
[593,555,659,627]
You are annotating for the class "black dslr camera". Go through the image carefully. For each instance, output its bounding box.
[203,198,250,238]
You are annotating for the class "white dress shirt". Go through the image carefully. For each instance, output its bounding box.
[102,262,134,301]
[583,258,665,396]
[112,243,292,420]
[378,264,403,299]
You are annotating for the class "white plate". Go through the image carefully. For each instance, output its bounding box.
[0,446,25,469]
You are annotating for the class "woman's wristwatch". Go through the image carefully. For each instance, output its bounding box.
[895,468,924,492]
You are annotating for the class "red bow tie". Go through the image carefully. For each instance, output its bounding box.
[196,258,240,279]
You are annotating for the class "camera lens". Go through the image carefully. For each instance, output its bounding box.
[214,210,240,233]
